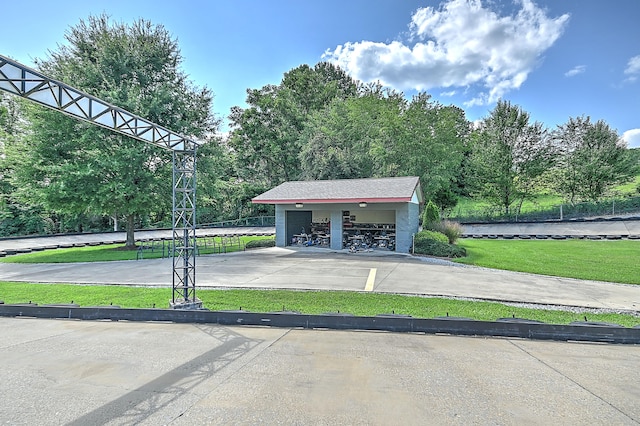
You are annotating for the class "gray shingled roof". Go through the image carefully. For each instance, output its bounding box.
[252,176,422,204]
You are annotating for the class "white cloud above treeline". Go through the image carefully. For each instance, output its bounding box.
[622,129,640,148]
[323,0,569,107]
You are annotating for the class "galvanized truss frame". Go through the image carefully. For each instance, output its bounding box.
[0,55,200,307]
[172,148,198,305]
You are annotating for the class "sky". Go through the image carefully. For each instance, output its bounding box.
[1,0,639,147]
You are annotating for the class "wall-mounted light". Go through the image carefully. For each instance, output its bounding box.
[359,201,367,208]
[295,203,304,208]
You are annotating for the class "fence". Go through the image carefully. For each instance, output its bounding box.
[136,235,247,259]
[448,196,640,223]
[200,216,275,228]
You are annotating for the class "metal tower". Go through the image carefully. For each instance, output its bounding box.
[0,55,200,309]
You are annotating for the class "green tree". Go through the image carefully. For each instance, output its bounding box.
[470,100,555,215]
[228,62,357,187]
[0,94,51,236]
[422,200,440,230]
[7,15,216,247]
[553,116,638,202]
[298,83,405,180]
[395,93,469,207]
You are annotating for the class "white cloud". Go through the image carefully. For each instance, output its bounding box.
[440,90,457,97]
[624,55,640,82]
[565,65,586,77]
[622,128,640,148]
[323,0,569,106]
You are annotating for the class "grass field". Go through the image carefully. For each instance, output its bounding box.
[1,283,638,327]
[0,235,274,263]
[2,236,638,327]
[456,239,640,284]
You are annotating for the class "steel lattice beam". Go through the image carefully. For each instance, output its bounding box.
[172,148,198,305]
[0,55,200,308]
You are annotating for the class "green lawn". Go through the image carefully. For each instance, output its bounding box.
[2,236,639,327]
[457,239,640,284]
[0,235,274,263]
[1,283,638,327]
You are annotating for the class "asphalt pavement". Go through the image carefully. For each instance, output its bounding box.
[0,227,274,254]
[462,218,640,238]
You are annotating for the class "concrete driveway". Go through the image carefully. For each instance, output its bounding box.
[2,229,639,424]
[1,317,639,425]
[1,246,639,312]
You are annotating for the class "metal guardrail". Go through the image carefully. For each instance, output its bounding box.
[0,304,638,344]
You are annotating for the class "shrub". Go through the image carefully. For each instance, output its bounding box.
[416,230,448,244]
[422,200,440,230]
[245,238,276,249]
[433,220,464,244]
[413,230,466,258]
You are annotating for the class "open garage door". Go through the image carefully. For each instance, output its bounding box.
[286,210,312,246]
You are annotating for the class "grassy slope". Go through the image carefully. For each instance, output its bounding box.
[452,174,640,216]
[456,239,640,284]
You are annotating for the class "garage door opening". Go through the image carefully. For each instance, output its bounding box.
[341,210,396,251]
[286,210,312,246]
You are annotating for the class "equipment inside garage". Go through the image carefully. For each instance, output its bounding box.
[253,176,423,253]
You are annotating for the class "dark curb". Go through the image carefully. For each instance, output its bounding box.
[0,304,638,344]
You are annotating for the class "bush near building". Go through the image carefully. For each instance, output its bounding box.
[245,238,276,249]
[413,230,466,258]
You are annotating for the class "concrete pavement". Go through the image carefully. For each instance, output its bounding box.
[1,317,639,425]
[1,246,639,312]
[2,228,639,424]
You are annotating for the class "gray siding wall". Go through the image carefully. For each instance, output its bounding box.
[394,202,419,253]
[330,210,343,250]
[274,205,286,247]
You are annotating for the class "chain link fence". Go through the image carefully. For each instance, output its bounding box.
[448,196,640,223]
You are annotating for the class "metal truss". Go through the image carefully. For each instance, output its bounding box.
[172,147,198,306]
[0,55,200,308]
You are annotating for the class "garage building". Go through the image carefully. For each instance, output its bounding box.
[252,176,423,253]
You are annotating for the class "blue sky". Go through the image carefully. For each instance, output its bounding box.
[1,0,639,147]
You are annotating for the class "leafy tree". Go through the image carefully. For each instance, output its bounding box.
[395,93,469,206]
[7,15,216,247]
[553,116,638,202]
[298,83,405,180]
[228,62,357,187]
[470,100,555,215]
[0,94,51,236]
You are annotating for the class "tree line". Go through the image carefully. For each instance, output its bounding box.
[1,15,638,242]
